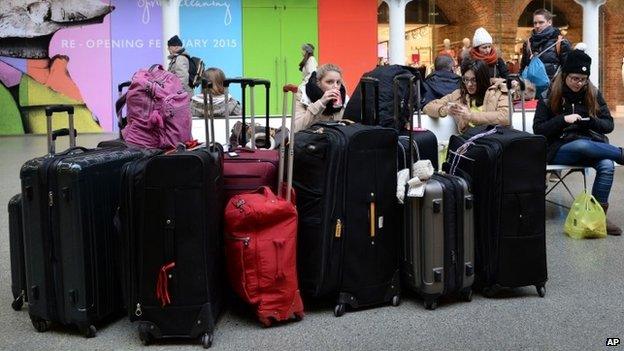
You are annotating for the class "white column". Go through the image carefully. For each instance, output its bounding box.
[574,0,606,87]
[385,0,413,65]
[161,0,181,65]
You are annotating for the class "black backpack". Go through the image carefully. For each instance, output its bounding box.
[343,65,420,129]
[181,53,205,88]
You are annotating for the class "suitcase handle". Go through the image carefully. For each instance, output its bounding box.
[45,105,76,156]
[248,79,271,149]
[359,77,380,126]
[222,78,271,150]
[369,193,376,238]
[506,74,526,131]
[394,75,419,178]
[117,81,131,94]
[201,78,218,150]
[277,84,299,201]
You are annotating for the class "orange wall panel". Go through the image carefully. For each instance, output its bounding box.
[318,0,378,93]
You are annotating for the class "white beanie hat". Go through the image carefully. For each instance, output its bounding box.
[472,27,493,48]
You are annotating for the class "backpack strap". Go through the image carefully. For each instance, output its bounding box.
[535,36,563,59]
[556,35,563,56]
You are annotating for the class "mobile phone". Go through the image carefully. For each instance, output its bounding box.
[579,117,590,121]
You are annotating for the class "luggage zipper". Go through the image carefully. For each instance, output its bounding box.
[226,235,250,246]
[135,302,142,317]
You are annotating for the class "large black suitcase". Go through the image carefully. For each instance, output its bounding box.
[445,124,548,297]
[293,81,401,317]
[120,80,224,348]
[20,105,145,337]
[8,194,27,311]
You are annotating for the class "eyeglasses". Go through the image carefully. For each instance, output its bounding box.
[567,76,588,85]
[462,77,477,85]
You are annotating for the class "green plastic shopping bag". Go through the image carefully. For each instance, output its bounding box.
[564,191,607,239]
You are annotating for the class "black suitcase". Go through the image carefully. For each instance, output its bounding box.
[294,78,401,317]
[120,80,224,348]
[20,105,145,337]
[445,123,548,297]
[393,74,439,171]
[8,194,27,311]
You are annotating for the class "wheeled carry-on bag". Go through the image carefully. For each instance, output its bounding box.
[20,105,145,337]
[398,75,475,310]
[224,84,304,327]
[445,75,548,297]
[8,194,27,311]
[222,78,279,200]
[120,79,224,348]
[293,77,401,317]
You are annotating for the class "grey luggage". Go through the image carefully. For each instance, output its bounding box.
[399,75,475,309]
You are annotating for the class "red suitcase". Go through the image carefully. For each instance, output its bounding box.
[224,85,303,327]
[222,78,279,200]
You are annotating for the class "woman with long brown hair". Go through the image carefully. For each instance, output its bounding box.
[534,49,624,235]
[299,43,318,83]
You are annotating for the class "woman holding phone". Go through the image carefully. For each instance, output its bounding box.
[293,63,347,132]
[534,49,624,235]
[423,58,510,132]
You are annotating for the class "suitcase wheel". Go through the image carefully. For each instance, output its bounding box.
[536,285,546,298]
[333,303,346,318]
[11,295,24,311]
[30,316,51,333]
[391,295,401,307]
[460,288,473,302]
[424,299,438,310]
[138,325,153,346]
[201,332,214,349]
[79,325,97,338]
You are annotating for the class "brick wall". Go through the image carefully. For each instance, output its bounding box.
[602,1,624,112]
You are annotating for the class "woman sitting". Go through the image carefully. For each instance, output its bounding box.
[191,67,241,117]
[294,63,347,132]
[423,58,510,132]
[533,49,624,235]
[469,27,509,79]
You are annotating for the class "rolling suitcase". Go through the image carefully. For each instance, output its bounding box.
[222,78,279,200]
[8,194,27,311]
[398,76,475,309]
[393,74,439,170]
[294,77,401,317]
[20,105,145,337]
[120,79,224,348]
[224,84,304,327]
[445,75,547,297]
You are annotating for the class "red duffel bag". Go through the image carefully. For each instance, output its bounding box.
[224,84,303,327]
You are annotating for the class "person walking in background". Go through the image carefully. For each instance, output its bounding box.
[520,8,572,81]
[191,67,241,117]
[421,55,461,106]
[294,63,347,132]
[458,37,471,67]
[167,35,193,96]
[300,43,318,84]
[533,50,624,236]
[470,27,509,79]
[423,58,510,132]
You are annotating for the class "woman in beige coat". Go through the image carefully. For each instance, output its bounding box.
[294,63,347,132]
[423,58,509,132]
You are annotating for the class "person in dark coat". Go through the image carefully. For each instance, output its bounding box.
[520,8,572,81]
[469,27,509,79]
[533,50,624,235]
[421,55,461,106]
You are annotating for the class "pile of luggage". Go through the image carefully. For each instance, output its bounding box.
[7,65,548,348]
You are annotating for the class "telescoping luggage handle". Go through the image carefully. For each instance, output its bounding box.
[359,77,380,125]
[277,84,299,202]
[223,78,271,149]
[116,81,132,138]
[201,78,217,150]
[506,74,526,132]
[45,105,76,156]
[394,74,419,179]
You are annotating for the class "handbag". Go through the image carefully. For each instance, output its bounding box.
[564,191,607,239]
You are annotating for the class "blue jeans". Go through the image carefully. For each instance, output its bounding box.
[551,139,619,204]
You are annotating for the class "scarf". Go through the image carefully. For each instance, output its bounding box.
[562,84,586,106]
[305,71,347,116]
[470,47,498,66]
[530,26,558,47]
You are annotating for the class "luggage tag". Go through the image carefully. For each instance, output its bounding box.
[228,152,239,157]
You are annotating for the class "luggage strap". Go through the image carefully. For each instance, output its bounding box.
[449,127,499,175]
[156,261,176,307]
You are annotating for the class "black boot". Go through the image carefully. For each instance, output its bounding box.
[601,203,622,236]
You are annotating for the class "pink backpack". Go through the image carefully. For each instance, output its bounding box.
[121,64,192,149]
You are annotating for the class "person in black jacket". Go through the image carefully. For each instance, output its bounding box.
[533,50,624,235]
[521,8,572,81]
[469,27,509,79]
[421,55,461,106]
